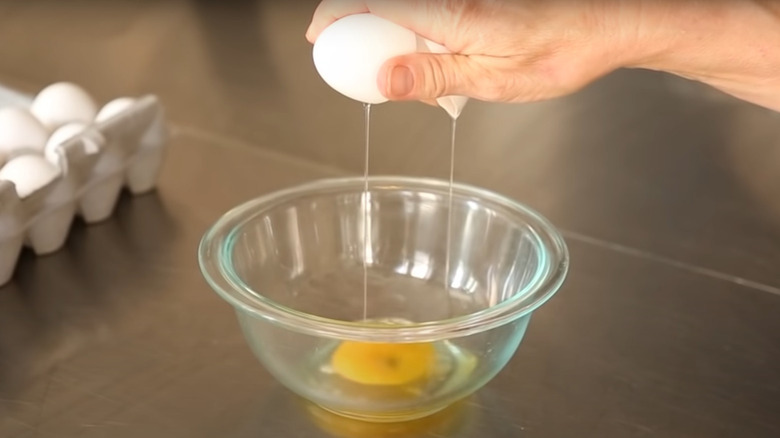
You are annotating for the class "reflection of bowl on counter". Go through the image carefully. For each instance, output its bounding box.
[0,82,169,286]
[304,397,472,438]
[200,176,568,422]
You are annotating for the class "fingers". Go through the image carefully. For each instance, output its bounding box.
[305,0,369,43]
[306,1,584,104]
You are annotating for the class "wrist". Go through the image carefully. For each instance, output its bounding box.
[618,1,780,110]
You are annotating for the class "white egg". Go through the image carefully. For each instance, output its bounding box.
[312,14,469,118]
[95,97,136,123]
[44,122,89,164]
[30,82,97,131]
[313,13,418,104]
[0,154,60,198]
[0,107,49,155]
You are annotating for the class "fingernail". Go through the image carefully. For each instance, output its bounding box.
[389,65,413,97]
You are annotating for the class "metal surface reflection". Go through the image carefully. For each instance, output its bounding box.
[0,191,176,399]
[224,383,534,438]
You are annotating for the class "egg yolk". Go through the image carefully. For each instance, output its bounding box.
[332,341,436,386]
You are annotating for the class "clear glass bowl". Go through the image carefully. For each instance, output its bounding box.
[199,176,568,422]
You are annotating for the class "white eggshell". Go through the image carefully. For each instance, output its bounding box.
[44,122,88,164]
[0,154,60,198]
[0,107,49,155]
[418,38,469,118]
[30,82,98,131]
[95,97,136,123]
[313,13,417,104]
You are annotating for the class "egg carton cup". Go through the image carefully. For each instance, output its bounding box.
[0,94,168,286]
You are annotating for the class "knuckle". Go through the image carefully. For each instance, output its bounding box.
[415,55,452,98]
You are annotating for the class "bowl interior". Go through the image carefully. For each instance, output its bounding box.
[220,179,555,325]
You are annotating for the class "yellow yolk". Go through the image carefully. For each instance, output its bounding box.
[332,341,436,386]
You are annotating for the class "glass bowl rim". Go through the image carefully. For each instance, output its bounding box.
[198,175,569,342]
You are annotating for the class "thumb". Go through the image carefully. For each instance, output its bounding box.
[378,52,583,104]
[378,53,470,101]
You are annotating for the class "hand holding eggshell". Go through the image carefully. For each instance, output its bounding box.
[313,14,418,105]
[312,13,468,118]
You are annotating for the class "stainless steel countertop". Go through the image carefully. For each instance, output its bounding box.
[1,1,779,437]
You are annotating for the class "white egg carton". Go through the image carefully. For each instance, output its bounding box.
[0,88,167,286]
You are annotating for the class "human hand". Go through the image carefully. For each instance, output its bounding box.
[306,0,780,112]
[305,0,668,104]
